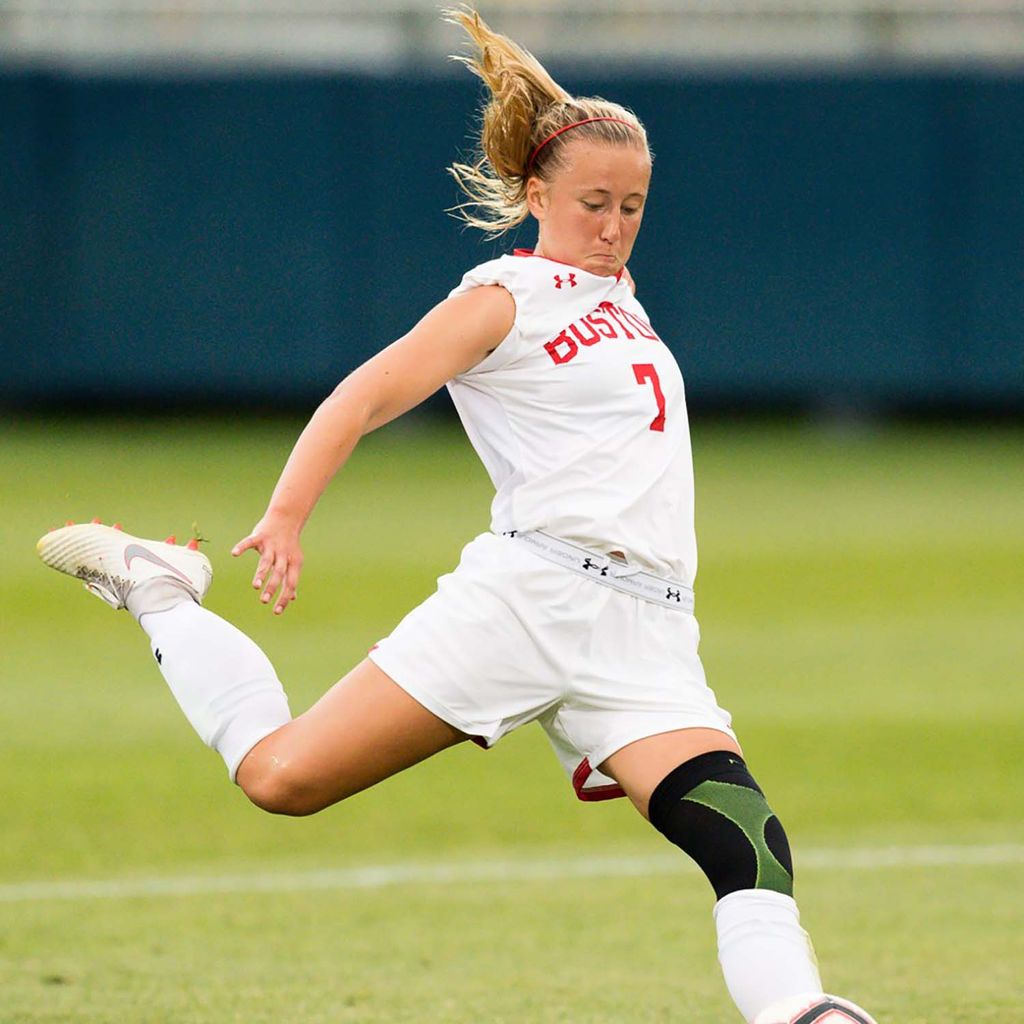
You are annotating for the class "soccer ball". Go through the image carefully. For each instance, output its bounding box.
[753,992,877,1024]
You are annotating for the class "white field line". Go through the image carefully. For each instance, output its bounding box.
[1,844,1022,905]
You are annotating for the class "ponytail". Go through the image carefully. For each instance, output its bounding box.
[444,6,648,237]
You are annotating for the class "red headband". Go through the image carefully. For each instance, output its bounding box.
[526,116,638,173]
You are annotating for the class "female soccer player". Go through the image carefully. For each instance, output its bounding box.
[38,9,875,1023]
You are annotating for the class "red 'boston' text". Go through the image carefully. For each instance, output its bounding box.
[544,301,662,365]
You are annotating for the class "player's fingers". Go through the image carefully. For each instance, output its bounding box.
[252,551,274,592]
[260,555,288,607]
[231,534,258,558]
[276,574,299,614]
[275,559,303,615]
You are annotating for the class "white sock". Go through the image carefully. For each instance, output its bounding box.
[130,587,291,780]
[714,889,823,1022]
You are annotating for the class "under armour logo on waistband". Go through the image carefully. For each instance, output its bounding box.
[666,588,682,602]
[582,557,609,576]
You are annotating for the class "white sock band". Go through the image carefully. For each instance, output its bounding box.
[137,601,291,780]
[714,889,822,1023]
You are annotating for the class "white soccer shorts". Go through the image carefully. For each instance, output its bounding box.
[369,531,735,801]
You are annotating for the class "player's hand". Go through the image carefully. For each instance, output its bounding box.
[231,513,304,615]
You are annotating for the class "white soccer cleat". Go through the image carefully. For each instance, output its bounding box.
[37,522,213,609]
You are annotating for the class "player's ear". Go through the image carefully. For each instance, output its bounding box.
[526,175,548,221]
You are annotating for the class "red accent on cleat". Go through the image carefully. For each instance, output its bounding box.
[91,517,102,524]
[186,538,200,550]
[112,523,123,531]
[165,535,177,545]
[65,520,75,526]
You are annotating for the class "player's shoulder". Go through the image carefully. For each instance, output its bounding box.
[449,253,528,298]
[451,250,629,303]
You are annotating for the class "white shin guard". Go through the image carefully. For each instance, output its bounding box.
[714,889,822,1023]
[134,597,292,780]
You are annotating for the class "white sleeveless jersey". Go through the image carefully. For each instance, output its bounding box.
[447,251,697,585]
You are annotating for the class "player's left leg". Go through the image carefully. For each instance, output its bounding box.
[235,658,466,815]
[37,522,467,813]
[600,729,823,1023]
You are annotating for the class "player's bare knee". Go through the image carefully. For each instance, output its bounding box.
[238,761,330,817]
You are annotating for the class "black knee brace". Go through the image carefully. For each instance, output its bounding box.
[647,750,794,900]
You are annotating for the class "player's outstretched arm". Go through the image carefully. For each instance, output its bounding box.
[232,285,515,614]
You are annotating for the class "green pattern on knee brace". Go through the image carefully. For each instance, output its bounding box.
[684,780,793,896]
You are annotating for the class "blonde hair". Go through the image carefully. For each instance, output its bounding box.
[444,6,650,237]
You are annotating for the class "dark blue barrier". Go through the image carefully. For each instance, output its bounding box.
[1,67,1021,410]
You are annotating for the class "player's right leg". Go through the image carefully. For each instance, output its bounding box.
[37,522,465,814]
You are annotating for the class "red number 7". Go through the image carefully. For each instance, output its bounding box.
[632,363,666,432]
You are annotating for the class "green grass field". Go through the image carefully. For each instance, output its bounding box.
[1,415,1022,1023]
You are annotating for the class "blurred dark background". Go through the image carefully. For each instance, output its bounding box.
[2,3,1022,416]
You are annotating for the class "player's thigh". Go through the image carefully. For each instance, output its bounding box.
[237,658,467,813]
[599,727,742,820]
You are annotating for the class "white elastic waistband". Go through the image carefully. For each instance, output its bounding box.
[500,530,694,613]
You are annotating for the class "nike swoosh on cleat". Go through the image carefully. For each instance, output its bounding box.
[123,544,194,584]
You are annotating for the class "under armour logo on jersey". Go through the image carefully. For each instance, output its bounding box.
[582,557,609,576]
[666,588,682,602]
[553,273,577,289]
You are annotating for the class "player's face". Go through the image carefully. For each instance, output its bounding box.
[527,140,652,278]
